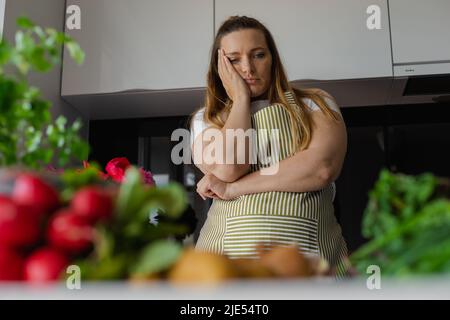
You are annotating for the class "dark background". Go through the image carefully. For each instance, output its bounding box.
[88,101,450,252]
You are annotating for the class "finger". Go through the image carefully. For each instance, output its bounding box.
[221,48,233,75]
[196,188,206,200]
[197,176,206,190]
[197,183,210,200]
[205,190,219,200]
[217,49,224,79]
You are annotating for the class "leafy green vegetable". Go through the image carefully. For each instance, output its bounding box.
[350,169,450,276]
[73,167,189,280]
[131,240,182,275]
[59,163,107,201]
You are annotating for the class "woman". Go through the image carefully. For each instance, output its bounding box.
[190,16,348,274]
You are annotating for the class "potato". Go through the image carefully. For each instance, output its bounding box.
[230,258,274,278]
[168,248,237,284]
[259,244,313,277]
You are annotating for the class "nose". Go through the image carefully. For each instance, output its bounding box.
[240,56,255,77]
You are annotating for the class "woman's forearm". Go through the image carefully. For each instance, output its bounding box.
[194,96,252,181]
[228,108,347,196]
[229,148,332,196]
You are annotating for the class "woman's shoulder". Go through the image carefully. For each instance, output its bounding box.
[192,107,206,121]
[301,91,341,114]
[190,107,208,144]
[284,89,340,113]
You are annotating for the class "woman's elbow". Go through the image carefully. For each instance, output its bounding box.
[317,163,336,187]
[212,164,249,183]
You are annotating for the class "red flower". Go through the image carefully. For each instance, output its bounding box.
[105,157,131,183]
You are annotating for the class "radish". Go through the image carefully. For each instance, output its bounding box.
[12,174,60,218]
[0,246,24,281]
[71,186,113,223]
[47,209,94,254]
[0,196,40,248]
[24,248,68,282]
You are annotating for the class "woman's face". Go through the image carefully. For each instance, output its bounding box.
[220,29,272,99]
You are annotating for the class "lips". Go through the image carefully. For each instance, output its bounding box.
[245,78,259,84]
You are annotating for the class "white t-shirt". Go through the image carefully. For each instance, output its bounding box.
[190,96,341,145]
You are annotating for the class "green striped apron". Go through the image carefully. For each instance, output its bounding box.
[195,91,348,273]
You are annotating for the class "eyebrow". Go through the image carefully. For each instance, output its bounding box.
[226,47,267,56]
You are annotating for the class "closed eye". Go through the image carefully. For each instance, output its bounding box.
[229,53,265,64]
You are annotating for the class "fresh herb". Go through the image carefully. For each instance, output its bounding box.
[350,169,450,276]
[0,16,88,169]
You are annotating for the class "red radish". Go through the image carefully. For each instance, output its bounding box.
[71,186,113,223]
[0,196,40,248]
[47,209,94,254]
[12,173,60,218]
[0,246,24,281]
[24,248,68,282]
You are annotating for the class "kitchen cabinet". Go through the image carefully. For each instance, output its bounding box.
[0,0,5,38]
[215,0,392,81]
[62,0,213,96]
[389,0,450,76]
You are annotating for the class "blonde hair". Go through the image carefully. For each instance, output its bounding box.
[189,15,340,154]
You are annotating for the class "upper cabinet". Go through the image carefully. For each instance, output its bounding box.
[0,0,5,38]
[215,0,393,81]
[62,0,213,96]
[389,0,450,76]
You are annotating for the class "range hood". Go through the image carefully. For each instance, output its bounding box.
[293,72,450,109]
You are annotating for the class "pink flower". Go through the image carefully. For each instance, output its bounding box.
[105,157,131,183]
[140,168,155,186]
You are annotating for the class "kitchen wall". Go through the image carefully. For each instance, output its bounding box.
[2,0,88,140]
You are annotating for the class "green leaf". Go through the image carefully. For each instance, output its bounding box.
[29,46,53,72]
[25,129,42,152]
[0,42,12,66]
[152,183,188,219]
[77,255,130,280]
[16,16,35,29]
[95,226,115,261]
[131,240,182,275]
[55,116,67,130]
[66,41,85,65]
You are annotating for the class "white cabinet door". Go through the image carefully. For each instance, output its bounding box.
[215,0,392,81]
[0,0,5,38]
[62,0,213,96]
[389,0,450,76]
[389,0,450,63]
